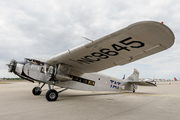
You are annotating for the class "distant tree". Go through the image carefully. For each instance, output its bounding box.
[1,77,24,80]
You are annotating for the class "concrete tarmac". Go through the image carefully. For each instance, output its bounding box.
[0,81,180,120]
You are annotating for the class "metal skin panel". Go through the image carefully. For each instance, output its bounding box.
[46,21,175,73]
[15,63,23,75]
[23,63,46,82]
[55,72,130,91]
[52,68,155,91]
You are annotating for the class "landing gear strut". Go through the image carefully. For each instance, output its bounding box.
[32,82,68,102]
[45,82,58,101]
[45,86,68,101]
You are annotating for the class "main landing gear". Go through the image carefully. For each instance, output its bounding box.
[46,89,58,101]
[32,83,45,95]
[32,87,42,95]
[32,82,68,102]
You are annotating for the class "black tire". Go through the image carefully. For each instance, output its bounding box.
[46,89,58,101]
[133,89,135,93]
[32,87,42,95]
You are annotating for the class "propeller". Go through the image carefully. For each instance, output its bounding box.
[6,59,16,72]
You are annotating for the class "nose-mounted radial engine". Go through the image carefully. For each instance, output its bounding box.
[7,58,72,101]
[7,59,16,72]
[7,59,26,78]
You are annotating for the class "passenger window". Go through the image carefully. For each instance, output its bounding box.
[79,78,82,82]
[92,81,95,86]
[69,74,95,86]
[40,67,44,73]
[88,81,91,84]
[74,77,79,81]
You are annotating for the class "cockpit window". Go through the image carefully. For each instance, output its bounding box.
[33,60,44,66]
[40,67,44,73]
[25,58,44,66]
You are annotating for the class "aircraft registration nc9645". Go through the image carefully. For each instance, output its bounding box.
[7,21,175,101]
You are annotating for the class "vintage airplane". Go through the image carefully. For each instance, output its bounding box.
[7,21,175,101]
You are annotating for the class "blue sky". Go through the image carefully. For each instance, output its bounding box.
[0,0,180,79]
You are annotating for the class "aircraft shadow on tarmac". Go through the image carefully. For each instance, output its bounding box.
[39,91,155,100]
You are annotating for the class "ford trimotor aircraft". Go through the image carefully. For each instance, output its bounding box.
[7,21,175,101]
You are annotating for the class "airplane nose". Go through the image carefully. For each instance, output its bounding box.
[7,59,16,72]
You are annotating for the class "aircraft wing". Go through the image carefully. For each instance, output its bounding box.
[46,21,175,73]
[128,81,157,86]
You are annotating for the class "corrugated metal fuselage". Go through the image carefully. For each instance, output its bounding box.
[16,62,132,92]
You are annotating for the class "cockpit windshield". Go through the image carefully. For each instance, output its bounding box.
[25,58,45,66]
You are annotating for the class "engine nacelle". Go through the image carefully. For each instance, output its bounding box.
[46,66,55,82]
[55,71,72,81]
[46,64,72,82]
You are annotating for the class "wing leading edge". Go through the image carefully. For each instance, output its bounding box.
[46,21,175,73]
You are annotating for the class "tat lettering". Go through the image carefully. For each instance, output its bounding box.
[110,80,121,89]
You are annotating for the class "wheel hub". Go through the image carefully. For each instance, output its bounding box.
[35,87,40,93]
[49,92,56,99]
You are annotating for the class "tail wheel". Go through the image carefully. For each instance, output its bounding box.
[133,84,136,93]
[46,89,58,101]
[32,87,42,95]
[133,89,135,93]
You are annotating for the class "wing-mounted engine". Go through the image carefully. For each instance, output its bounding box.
[46,64,72,82]
[46,66,55,82]
[56,64,72,81]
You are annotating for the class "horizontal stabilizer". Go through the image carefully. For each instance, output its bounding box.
[128,81,156,86]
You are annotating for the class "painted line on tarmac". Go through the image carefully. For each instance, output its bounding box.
[68,91,180,98]
[122,93,180,98]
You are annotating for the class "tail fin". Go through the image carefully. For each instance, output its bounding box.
[125,68,139,81]
[174,77,177,81]
[122,74,125,80]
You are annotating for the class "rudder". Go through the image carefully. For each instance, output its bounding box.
[126,68,139,81]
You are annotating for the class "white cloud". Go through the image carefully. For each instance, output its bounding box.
[0,0,180,79]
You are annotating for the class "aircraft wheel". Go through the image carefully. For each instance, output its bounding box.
[32,87,42,95]
[46,89,58,101]
[133,89,135,93]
